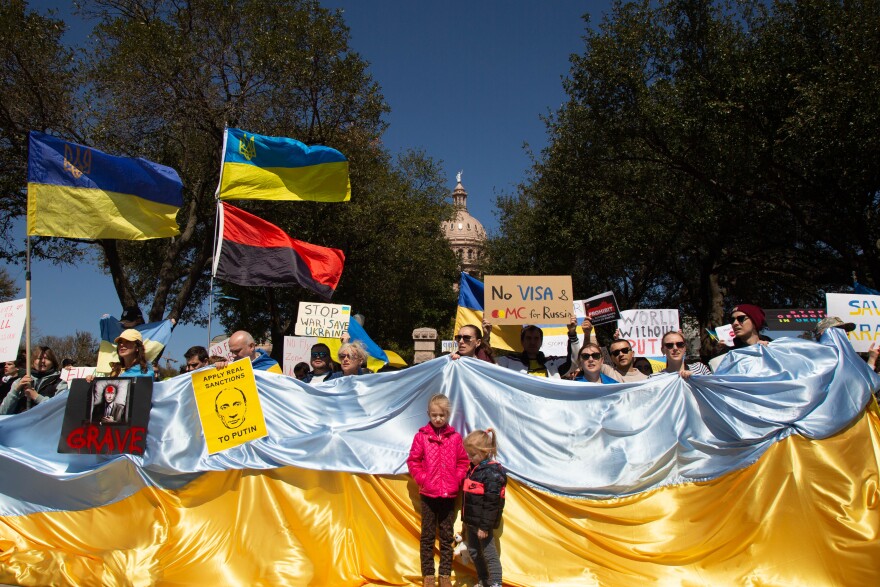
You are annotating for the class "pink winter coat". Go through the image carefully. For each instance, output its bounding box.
[407,423,470,499]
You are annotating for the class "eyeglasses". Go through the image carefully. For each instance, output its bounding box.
[579,352,602,360]
[610,348,631,357]
[454,334,475,342]
[338,353,353,360]
[731,315,749,324]
[663,341,686,349]
[311,351,329,358]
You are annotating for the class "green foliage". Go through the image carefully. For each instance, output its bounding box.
[36,330,100,366]
[0,0,81,264]
[489,0,880,353]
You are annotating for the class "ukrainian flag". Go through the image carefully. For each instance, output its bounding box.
[26,132,182,240]
[218,128,351,202]
[0,331,878,585]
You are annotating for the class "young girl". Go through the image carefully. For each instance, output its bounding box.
[407,394,470,587]
[462,429,507,587]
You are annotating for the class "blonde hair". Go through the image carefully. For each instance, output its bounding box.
[428,393,450,416]
[464,428,498,462]
[338,340,368,365]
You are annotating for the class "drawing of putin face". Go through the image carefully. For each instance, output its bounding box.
[215,388,247,429]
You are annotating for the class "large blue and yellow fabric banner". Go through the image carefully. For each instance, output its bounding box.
[218,127,351,202]
[27,131,183,240]
[1,329,878,585]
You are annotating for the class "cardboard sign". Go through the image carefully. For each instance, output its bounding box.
[765,308,826,332]
[826,293,880,352]
[208,337,235,362]
[60,366,97,383]
[191,358,267,454]
[294,302,351,338]
[484,275,574,325]
[0,298,26,362]
[617,309,680,357]
[283,335,318,377]
[58,377,153,455]
[577,291,621,326]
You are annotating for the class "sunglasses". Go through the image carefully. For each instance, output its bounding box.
[663,341,686,349]
[731,315,749,324]
[338,353,353,360]
[579,352,602,360]
[454,334,475,342]
[610,348,631,357]
[311,351,329,358]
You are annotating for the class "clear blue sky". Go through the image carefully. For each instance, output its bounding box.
[6,0,611,365]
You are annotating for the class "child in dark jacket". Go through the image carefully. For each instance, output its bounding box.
[407,394,470,587]
[462,428,506,587]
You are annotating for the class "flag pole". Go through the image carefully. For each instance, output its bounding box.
[25,235,31,376]
[207,125,229,348]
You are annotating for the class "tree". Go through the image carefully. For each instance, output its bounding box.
[489,0,880,355]
[0,0,82,265]
[0,267,17,302]
[36,330,101,366]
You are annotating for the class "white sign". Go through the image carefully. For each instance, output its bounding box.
[441,340,457,354]
[0,298,26,362]
[283,335,318,377]
[715,324,736,347]
[209,338,235,362]
[294,302,351,338]
[60,366,97,383]
[617,309,680,357]
[826,293,880,352]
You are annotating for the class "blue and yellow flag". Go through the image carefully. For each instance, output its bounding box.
[26,131,183,240]
[218,128,350,202]
[0,331,878,585]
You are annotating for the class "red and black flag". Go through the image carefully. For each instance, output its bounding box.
[212,203,345,299]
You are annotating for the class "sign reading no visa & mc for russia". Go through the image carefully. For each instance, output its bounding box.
[484,276,574,326]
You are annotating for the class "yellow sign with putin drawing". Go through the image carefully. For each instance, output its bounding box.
[191,358,267,454]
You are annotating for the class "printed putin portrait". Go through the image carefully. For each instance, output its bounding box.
[90,379,130,426]
[215,387,247,429]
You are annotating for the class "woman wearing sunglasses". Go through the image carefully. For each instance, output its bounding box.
[327,341,371,379]
[573,343,618,384]
[450,324,495,363]
[656,331,711,378]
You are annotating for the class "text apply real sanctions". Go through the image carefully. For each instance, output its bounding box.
[484,276,574,326]
[191,358,267,454]
[294,302,351,338]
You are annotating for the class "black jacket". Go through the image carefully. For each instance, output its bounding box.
[462,460,507,531]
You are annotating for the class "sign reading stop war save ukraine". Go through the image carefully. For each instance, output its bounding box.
[485,275,574,325]
[826,293,880,352]
[294,302,351,337]
[191,358,267,454]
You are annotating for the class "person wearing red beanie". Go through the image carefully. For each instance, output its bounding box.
[730,304,770,347]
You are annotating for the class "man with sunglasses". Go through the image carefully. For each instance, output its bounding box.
[301,343,337,383]
[730,304,772,348]
[606,339,647,382]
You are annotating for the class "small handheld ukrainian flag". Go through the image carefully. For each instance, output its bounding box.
[217,128,350,202]
[27,131,183,240]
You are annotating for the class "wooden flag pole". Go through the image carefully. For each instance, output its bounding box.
[25,235,31,376]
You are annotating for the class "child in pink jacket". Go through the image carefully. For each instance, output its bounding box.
[407,393,470,587]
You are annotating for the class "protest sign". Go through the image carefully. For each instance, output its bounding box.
[283,335,318,377]
[575,291,621,326]
[58,377,153,455]
[715,324,736,347]
[294,302,351,338]
[209,337,235,362]
[617,309,679,357]
[441,340,457,354]
[826,293,880,352]
[0,298,26,362]
[765,308,825,332]
[484,275,574,325]
[191,358,267,454]
[60,367,97,383]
